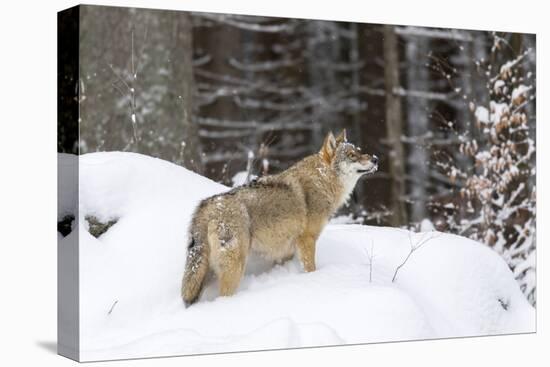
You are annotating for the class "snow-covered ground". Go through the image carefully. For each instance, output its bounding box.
[60,152,535,361]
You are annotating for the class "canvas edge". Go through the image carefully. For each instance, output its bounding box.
[57,4,81,362]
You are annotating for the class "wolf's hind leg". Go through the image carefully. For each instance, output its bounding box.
[209,224,249,298]
[218,257,246,297]
[215,239,247,297]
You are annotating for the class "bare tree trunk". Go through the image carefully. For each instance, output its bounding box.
[383,25,407,226]
[173,12,203,173]
[193,14,244,182]
[348,22,365,215]
[405,34,429,222]
[306,20,332,148]
[349,22,362,147]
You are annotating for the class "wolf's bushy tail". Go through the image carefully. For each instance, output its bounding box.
[181,232,210,306]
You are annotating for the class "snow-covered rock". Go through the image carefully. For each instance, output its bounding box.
[62,152,535,361]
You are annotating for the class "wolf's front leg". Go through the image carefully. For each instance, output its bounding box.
[296,233,316,272]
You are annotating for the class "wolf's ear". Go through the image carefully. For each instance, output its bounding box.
[320,131,337,164]
[335,129,347,145]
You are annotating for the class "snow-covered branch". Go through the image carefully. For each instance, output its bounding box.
[197,13,296,33]
[395,26,473,41]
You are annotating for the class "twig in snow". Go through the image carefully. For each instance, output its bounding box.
[107,300,118,315]
[392,231,440,282]
[363,239,375,283]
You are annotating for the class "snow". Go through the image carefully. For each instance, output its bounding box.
[474,106,489,124]
[66,152,535,361]
[231,171,249,186]
[511,84,530,103]
[419,218,435,231]
[491,101,509,122]
[493,79,505,93]
[231,171,257,187]
[475,101,509,125]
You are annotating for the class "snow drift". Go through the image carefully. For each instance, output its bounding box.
[59,152,535,361]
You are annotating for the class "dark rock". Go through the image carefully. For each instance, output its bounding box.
[86,215,118,238]
[58,214,75,237]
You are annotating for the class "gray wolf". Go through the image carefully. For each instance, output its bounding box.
[181,130,378,305]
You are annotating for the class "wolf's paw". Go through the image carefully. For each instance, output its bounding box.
[302,264,316,273]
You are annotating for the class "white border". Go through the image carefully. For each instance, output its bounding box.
[0,0,546,366]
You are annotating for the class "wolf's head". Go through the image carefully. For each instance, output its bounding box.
[320,129,379,179]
